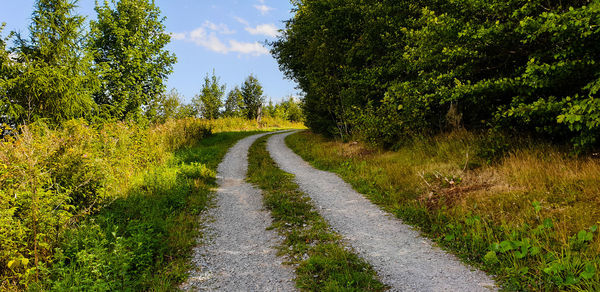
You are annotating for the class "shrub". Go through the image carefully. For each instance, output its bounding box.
[0,118,211,288]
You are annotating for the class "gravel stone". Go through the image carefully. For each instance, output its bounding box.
[267,131,498,292]
[182,133,296,291]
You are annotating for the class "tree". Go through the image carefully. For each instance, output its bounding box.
[282,96,303,122]
[273,0,600,149]
[148,89,194,123]
[192,71,225,119]
[3,0,97,124]
[89,0,176,121]
[241,75,264,120]
[223,86,244,117]
[264,99,276,118]
[0,23,19,125]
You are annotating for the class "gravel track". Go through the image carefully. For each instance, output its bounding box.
[267,131,497,292]
[182,132,296,291]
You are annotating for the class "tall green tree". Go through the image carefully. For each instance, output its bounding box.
[4,0,97,124]
[241,75,264,120]
[282,96,303,122]
[192,71,225,119]
[89,0,176,121]
[223,86,244,117]
[0,23,18,124]
[272,0,410,138]
[274,0,600,149]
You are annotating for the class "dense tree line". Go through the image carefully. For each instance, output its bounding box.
[0,0,298,126]
[0,0,175,125]
[150,71,302,122]
[272,0,600,150]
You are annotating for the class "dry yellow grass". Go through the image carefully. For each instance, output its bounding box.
[287,130,600,251]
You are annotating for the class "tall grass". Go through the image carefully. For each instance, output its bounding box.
[286,130,600,291]
[36,131,260,291]
[0,117,302,289]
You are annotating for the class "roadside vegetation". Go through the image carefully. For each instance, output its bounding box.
[0,118,303,290]
[274,1,600,290]
[0,0,305,289]
[247,135,385,291]
[287,131,600,291]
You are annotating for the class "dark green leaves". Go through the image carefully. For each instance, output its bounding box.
[273,0,600,150]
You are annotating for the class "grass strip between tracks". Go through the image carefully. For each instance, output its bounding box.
[247,134,386,291]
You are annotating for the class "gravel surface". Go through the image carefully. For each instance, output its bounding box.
[182,132,296,291]
[267,131,497,292]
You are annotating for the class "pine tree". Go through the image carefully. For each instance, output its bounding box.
[192,71,225,119]
[0,23,19,124]
[5,0,97,124]
[241,75,264,120]
[223,86,244,117]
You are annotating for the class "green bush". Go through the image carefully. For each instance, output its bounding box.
[0,118,211,288]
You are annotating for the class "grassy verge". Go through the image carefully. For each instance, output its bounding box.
[0,116,303,289]
[247,134,385,291]
[33,131,263,291]
[286,130,600,291]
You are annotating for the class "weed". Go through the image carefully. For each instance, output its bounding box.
[0,116,300,289]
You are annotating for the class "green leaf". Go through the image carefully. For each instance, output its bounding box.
[578,230,593,242]
[581,264,596,280]
[564,274,579,285]
[498,240,514,253]
[483,251,498,265]
[543,218,554,229]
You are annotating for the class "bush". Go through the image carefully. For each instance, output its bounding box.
[0,118,211,288]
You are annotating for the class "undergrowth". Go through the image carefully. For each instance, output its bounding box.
[34,131,260,291]
[0,116,303,290]
[247,135,385,291]
[286,130,600,291]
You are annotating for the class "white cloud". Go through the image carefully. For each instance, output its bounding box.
[234,16,250,26]
[203,21,235,35]
[188,27,229,54]
[172,24,269,56]
[170,32,187,41]
[254,4,273,15]
[229,40,269,56]
[245,23,280,38]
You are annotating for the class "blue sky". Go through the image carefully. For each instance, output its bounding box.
[0,0,298,103]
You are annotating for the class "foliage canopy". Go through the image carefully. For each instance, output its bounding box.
[89,0,176,121]
[272,0,600,150]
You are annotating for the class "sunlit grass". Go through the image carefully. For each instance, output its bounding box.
[38,131,261,291]
[0,115,302,290]
[286,130,600,291]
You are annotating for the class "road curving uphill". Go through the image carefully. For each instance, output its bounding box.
[267,131,497,292]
